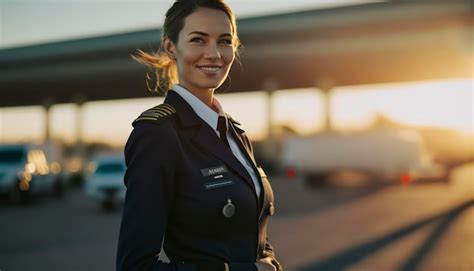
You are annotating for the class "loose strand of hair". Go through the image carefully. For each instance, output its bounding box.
[131,48,176,94]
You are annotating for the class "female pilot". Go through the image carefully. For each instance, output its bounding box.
[116,1,282,270]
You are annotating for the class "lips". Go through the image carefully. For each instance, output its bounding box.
[197,65,222,73]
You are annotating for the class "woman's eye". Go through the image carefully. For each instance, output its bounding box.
[191,38,204,43]
[220,39,233,45]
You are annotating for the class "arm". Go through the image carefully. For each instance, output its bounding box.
[116,123,258,271]
[116,123,188,271]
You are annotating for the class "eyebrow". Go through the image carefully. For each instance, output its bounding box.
[188,31,232,38]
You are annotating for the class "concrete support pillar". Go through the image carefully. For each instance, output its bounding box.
[322,90,332,131]
[73,95,86,146]
[42,98,54,143]
[259,78,280,172]
[316,77,334,132]
[262,78,279,140]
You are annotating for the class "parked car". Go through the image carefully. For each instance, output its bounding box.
[0,143,65,203]
[84,154,126,210]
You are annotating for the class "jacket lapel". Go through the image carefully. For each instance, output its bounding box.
[228,121,257,168]
[164,91,256,192]
[192,125,256,190]
[228,119,267,210]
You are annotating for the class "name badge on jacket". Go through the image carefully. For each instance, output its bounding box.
[200,165,234,190]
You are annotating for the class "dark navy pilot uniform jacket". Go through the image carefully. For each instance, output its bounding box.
[116,90,281,271]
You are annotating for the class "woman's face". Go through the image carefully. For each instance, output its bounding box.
[166,7,236,94]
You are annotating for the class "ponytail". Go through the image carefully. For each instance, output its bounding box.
[131,42,178,94]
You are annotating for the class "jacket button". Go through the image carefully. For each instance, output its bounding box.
[268,202,275,216]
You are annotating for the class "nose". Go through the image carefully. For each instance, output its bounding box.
[204,42,221,60]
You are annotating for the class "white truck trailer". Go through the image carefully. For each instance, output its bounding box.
[280,128,446,187]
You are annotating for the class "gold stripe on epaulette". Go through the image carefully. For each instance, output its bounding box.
[134,116,159,122]
[146,106,174,115]
[143,109,168,115]
[160,104,176,113]
[132,103,176,126]
[146,109,171,115]
[140,113,165,118]
[165,104,176,111]
[142,110,166,115]
[159,107,174,115]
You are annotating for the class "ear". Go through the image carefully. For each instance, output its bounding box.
[163,38,176,58]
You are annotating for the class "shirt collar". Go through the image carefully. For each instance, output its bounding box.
[171,84,227,131]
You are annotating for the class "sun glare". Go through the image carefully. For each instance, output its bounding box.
[333,78,473,133]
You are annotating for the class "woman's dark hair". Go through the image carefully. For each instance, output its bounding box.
[133,0,242,93]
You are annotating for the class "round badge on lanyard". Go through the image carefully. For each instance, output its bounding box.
[222,198,235,218]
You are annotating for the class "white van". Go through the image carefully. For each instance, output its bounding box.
[84,153,126,210]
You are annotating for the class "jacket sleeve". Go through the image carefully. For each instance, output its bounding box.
[116,123,258,271]
[116,122,185,271]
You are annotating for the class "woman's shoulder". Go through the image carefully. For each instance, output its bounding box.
[132,103,177,128]
[127,103,179,145]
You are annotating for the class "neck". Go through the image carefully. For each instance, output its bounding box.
[179,84,217,113]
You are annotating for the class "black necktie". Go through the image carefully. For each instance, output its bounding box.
[217,116,230,149]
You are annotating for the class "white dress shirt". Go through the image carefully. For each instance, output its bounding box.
[171,84,261,198]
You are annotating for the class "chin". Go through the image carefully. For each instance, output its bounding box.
[199,79,225,90]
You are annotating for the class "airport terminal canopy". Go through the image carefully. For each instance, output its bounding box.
[0,1,470,107]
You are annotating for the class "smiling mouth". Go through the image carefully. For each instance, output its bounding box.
[197,66,222,73]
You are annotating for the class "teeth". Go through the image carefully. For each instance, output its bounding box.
[199,66,220,72]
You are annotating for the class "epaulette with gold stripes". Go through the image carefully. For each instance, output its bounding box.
[132,103,176,127]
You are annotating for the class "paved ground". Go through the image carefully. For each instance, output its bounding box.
[270,164,474,271]
[0,164,472,271]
